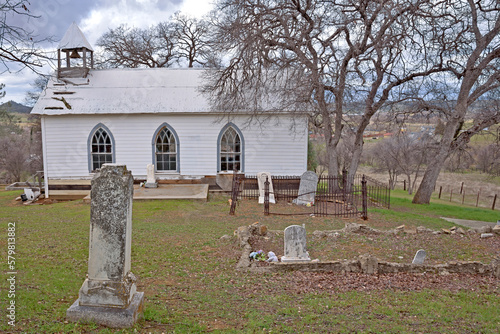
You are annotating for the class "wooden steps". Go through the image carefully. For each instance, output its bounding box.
[47,179,91,200]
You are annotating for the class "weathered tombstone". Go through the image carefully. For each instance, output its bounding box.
[144,163,158,188]
[257,172,276,204]
[281,225,311,262]
[67,164,144,328]
[412,249,426,265]
[293,171,318,205]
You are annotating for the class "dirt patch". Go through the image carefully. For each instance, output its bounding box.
[278,272,500,293]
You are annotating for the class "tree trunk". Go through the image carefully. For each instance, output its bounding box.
[411,153,445,203]
[412,114,463,204]
[348,137,364,180]
[406,174,412,195]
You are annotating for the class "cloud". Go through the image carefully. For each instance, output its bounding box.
[1,0,213,104]
[15,0,101,43]
[80,0,186,46]
[0,68,40,104]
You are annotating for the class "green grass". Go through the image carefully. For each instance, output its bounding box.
[388,189,499,222]
[0,189,498,333]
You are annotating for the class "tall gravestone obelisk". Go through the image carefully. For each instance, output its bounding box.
[67,164,144,328]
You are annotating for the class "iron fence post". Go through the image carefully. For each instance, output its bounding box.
[361,175,368,220]
[264,176,270,215]
[342,168,347,201]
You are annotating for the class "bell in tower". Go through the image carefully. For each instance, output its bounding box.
[57,22,94,78]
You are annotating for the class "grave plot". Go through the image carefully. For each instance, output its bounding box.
[230,171,389,218]
[236,222,500,276]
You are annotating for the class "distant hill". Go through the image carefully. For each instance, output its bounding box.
[0,101,32,114]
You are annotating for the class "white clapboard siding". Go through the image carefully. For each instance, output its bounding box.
[42,114,307,179]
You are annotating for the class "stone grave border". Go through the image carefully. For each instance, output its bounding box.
[233,223,500,278]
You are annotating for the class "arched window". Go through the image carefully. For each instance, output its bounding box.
[153,123,179,172]
[88,124,114,172]
[218,123,244,172]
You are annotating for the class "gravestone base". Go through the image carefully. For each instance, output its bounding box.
[258,196,276,204]
[144,182,158,188]
[78,277,137,307]
[67,292,144,328]
[292,198,312,206]
[281,256,311,263]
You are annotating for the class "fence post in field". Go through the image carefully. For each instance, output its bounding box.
[264,176,270,216]
[462,189,465,204]
[439,186,442,199]
[342,168,347,201]
[460,182,464,194]
[450,189,453,202]
[492,194,497,211]
[476,191,480,207]
[361,175,368,220]
[229,174,240,215]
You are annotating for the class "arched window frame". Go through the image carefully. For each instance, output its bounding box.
[217,123,244,173]
[152,123,180,173]
[87,123,115,173]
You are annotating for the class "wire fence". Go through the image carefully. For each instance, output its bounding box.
[435,182,500,210]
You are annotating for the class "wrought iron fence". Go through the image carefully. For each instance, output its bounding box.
[229,170,390,218]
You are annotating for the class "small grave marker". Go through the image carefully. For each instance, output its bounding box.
[281,225,311,262]
[412,249,426,265]
[257,172,275,204]
[145,163,158,188]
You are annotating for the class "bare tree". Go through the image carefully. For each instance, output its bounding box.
[0,0,50,72]
[24,75,48,107]
[204,0,449,180]
[172,12,210,67]
[476,143,500,176]
[96,24,176,68]
[413,0,500,204]
[0,129,41,183]
[444,147,474,172]
[372,132,432,194]
[368,139,400,190]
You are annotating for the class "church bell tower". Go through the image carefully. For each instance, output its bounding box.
[57,22,94,78]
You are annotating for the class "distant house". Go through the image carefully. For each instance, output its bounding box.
[31,24,308,198]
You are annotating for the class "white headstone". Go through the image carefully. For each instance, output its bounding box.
[281,225,311,262]
[145,163,158,188]
[293,171,318,205]
[412,249,426,265]
[257,172,276,204]
[67,164,144,328]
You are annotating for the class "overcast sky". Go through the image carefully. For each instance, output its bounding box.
[1,0,214,105]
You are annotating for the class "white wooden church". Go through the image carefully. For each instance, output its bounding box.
[31,23,308,198]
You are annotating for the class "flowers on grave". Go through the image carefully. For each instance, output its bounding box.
[249,249,267,261]
[266,251,278,263]
[249,250,280,262]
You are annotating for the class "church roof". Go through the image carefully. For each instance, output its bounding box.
[31,68,211,115]
[58,22,94,52]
